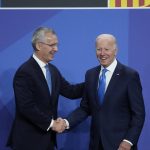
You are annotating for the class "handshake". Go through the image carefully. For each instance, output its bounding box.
[52,117,68,133]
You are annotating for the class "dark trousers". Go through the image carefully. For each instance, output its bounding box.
[98,140,104,150]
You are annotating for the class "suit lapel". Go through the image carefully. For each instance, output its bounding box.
[90,66,101,107]
[29,57,51,96]
[103,62,123,104]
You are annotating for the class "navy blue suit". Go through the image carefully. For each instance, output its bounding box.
[67,61,145,150]
[7,57,84,150]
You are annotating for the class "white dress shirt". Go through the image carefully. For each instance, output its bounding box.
[33,54,47,78]
[99,58,117,92]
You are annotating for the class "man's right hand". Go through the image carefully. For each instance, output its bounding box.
[52,117,67,133]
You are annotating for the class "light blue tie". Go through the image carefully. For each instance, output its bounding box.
[45,64,52,94]
[98,68,108,104]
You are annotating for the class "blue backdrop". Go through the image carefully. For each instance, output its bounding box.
[0,9,149,150]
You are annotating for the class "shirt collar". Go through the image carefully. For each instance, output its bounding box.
[101,58,117,73]
[33,54,46,69]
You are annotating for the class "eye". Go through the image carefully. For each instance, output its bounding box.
[96,48,101,51]
[105,48,109,51]
[51,44,58,47]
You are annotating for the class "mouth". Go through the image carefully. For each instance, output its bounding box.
[100,57,107,60]
[98,57,107,61]
[49,51,56,56]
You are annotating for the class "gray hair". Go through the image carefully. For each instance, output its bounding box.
[32,27,56,50]
[96,34,117,49]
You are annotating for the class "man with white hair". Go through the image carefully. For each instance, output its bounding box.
[65,34,145,150]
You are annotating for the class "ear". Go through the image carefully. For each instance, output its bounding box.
[35,42,41,51]
[114,47,118,56]
[115,50,117,56]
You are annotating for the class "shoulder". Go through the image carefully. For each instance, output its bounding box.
[120,62,139,75]
[118,62,140,79]
[15,57,36,74]
[85,65,100,76]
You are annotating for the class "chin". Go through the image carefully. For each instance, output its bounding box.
[48,56,54,61]
[101,63,108,67]
[48,59,53,62]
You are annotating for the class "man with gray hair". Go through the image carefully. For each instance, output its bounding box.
[65,34,145,150]
[7,27,84,150]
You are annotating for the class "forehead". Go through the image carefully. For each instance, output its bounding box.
[96,38,114,46]
[45,32,57,40]
[45,32,58,41]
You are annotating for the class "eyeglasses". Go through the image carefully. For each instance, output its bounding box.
[39,42,58,48]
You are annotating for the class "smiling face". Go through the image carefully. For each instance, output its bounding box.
[96,34,117,67]
[35,32,58,64]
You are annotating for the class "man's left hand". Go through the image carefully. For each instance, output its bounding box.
[118,141,132,150]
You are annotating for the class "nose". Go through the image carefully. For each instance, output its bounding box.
[53,45,58,52]
[100,50,104,55]
[98,49,105,55]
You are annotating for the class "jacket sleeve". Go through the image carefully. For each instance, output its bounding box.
[125,71,145,145]
[66,72,91,128]
[59,71,84,99]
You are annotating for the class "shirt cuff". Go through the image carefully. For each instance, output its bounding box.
[47,119,54,131]
[123,139,133,146]
[64,119,70,129]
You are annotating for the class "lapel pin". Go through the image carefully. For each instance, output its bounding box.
[116,73,120,76]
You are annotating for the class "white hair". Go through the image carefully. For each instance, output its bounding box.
[96,34,117,49]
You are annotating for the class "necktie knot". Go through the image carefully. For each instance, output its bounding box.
[45,64,49,70]
[102,68,108,75]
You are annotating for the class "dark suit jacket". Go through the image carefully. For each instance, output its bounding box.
[67,61,145,150]
[2,0,107,7]
[7,57,84,150]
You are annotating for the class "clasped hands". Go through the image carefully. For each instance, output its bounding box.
[52,117,67,133]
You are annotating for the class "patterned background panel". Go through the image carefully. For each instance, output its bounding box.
[0,9,149,150]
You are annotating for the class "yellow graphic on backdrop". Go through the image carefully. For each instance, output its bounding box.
[109,0,150,7]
